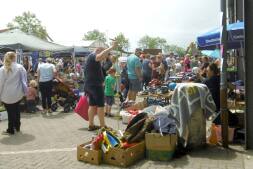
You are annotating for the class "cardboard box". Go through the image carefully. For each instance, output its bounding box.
[77,142,102,165]
[145,133,177,161]
[103,141,145,167]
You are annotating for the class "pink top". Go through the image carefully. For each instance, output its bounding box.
[183,57,190,72]
[76,63,81,73]
[26,87,37,101]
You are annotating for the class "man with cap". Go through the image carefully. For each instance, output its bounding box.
[126,48,143,101]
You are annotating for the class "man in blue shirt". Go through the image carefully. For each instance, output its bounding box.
[127,48,143,101]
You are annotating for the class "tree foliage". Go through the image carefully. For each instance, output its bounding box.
[83,29,106,43]
[186,42,200,56]
[7,11,50,41]
[164,44,186,57]
[138,35,167,49]
[114,33,130,51]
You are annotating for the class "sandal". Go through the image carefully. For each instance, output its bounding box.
[88,125,100,131]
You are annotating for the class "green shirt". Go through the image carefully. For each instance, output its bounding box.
[105,75,116,96]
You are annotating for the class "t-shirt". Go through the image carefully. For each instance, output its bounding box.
[127,54,142,80]
[105,75,116,96]
[166,57,176,67]
[38,63,55,82]
[175,63,182,72]
[142,59,152,77]
[84,53,104,86]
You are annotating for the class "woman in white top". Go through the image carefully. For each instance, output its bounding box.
[37,58,56,114]
[0,52,27,135]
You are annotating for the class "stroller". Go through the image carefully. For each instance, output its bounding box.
[51,78,79,113]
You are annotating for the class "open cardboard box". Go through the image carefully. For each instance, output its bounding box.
[77,142,102,165]
[103,141,145,167]
[145,133,177,161]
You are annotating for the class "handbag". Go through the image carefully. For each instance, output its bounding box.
[74,95,90,121]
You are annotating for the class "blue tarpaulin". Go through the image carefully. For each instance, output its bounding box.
[201,49,221,58]
[197,21,244,50]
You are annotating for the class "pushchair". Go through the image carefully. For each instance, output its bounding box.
[51,78,79,113]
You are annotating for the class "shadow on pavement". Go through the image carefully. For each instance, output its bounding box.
[0,132,35,145]
[78,127,89,131]
[229,146,253,156]
[21,112,41,119]
[189,145,238,160]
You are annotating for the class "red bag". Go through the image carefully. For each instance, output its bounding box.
[74,96,89,121]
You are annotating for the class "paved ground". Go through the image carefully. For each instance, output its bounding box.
[0,107,252,169]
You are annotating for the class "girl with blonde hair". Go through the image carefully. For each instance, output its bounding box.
[0,52,27,135]
[26,80,38,113]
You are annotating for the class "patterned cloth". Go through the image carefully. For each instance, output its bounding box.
[165,83,216,147]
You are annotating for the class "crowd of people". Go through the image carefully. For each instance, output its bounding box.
[0,42,221,135]
[84,42,221,131]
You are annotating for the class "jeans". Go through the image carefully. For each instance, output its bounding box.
[39,80,53,109]
[3,101,21,133]
[26,100,37,113]
[143,75,151,90]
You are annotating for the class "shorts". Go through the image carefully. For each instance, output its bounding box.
[105,96,114,106]
[129,79,142,92]
[84,85,104,107]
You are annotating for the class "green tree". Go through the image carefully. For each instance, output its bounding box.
[83,29,106,43]
[114,33,130,51]
[164,44,186,57]
[138,35,167,49]
[7,11,51,41]
[186,42,200,56]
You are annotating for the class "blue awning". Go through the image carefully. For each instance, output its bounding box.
[197,21,244,50]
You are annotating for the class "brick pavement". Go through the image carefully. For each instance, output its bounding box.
[0,110,251,169]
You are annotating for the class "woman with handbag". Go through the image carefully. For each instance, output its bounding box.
[0,52,27,135]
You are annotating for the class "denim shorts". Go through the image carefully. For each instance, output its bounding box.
[129,79,142,92]
[105,96,114,106]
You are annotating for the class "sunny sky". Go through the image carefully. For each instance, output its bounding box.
[0,0,220,50]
